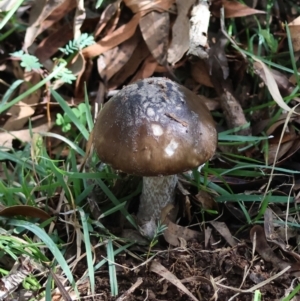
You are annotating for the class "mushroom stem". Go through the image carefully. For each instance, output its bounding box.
[137,175,177,238]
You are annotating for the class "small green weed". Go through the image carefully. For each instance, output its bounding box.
[56,103,91,133]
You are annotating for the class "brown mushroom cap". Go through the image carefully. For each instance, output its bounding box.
[94,77,217,176]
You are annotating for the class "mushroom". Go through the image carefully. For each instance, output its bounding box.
[94,77,217,238]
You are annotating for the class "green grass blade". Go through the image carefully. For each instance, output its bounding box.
[1,79,24,104]
[7,219,79,295]
[95,178,137,229]
[0,62,67,114]
[51,89,89,140]
[107,239,118,296]
[216,194,294,203]
[40,132,85,156]
[84,83,94,132]
[0,0,24,30]
[78,208,95,294]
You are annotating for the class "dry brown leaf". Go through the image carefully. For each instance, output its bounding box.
[163,220,203,247]
[200,96,220,111]
[268,136,300,165]
[83,13,141,58]
[109,41,150,88]
[11,60,24,79]
[150,261,198,301]
[70,52,86,77]
[195,190,218,211]
[124,0,175,13]
[204,226,212,248]
[139,10,169,65]
[129,54,157,83]
[253,60,293,113]
[3,102,35,131]
[211,0,266,18]
[97,31,140,82]
[191,60,213,87]
[268,140,294,164]
[264,114,298,136]
[94,1,121,37]
[0,121,53,150]
[3,72,42,131]
[24,0,66,50]
[0,205,51,221]
[74,0,85,39]
[209,221,237,247]
[71,52,87,95]
[264,208,300,262]
[208,33,250,135]
[288,16,300,53]
[52,52,86,91]
[161,204,202,247]
[116,278,143,301]
[75,58,93,99]
[183,195,192,221]
[167,0,195,65]
[223,0,265,18]
[250,225,300,275]
[281,139,300,163]
[254,62,296,99]
[35,0,77,38]
[35,24,73,63]
[252,114,297,136]
[155,57,186,72]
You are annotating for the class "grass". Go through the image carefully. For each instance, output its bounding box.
[1,1,300,300]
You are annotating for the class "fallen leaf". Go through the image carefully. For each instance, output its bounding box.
[195,190,218,211]
[75,57,93,99]
[268,140,295,164]
[250,225,300,275]
[204,226,212,248]
[167,0,195,65]
[0,120,53,150]
[209,221,237,247]
[35,0,77,38]
[3,101,34,131]
[253,60,293,113]
[129,54,157,83]
[94,1,121,37]
[139,10,169,65]
[35,24,74,63]
[191,60,213,87]
[3,71,41,131]
[0,205,51,221]
[251,114,298,136]
[24,0,65,50]
[109,41,150,88]
[82,13,141,58]
[97,31,140,82]
[288,16,300,53]
[208,32,250,135]
[124,0,175,13]
[116,278,143,301]
[150,261,198,301]
[163,219,203,247]
[74,0,85,39]
[211,0,266,18]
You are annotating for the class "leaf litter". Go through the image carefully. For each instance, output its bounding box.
[2,0,300,300]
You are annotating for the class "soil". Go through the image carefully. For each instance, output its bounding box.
[73,239,293,301]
